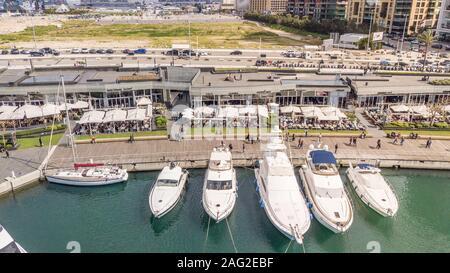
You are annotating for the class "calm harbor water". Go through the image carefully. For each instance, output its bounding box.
[0,168,448,253]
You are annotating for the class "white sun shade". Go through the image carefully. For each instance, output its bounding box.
[42,104,61,117]
[390,104,410,113]
[0,105,17,114]
[78,110,105,124]
[8,104,43,120]
[136,97,152,106]
[72,101,90,109]
[126,108,148,121]
[280,105,301,114]
[239,106,257,115]
[103,109,127,123]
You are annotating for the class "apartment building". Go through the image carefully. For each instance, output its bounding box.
[436,0,450,40]
[287,0,347,20]
[249,0,288,13]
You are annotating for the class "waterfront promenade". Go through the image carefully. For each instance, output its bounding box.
[46,136,450,171]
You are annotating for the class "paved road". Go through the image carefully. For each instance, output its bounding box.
[47,137,450,170]
[0,147,48,181]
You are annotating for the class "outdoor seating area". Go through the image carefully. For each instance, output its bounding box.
[279,106,365,131]
[365,104,450,127]
[0,102,89,129]
[74,106,153,135]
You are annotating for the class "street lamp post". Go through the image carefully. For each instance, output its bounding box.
[399,13,408,53]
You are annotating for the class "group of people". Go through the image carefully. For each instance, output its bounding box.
[74,120,152,136]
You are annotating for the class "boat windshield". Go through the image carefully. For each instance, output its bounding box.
[157,179,179,186]
[206,180,232,190]
[312,163,338,175]
[0,242,21,253]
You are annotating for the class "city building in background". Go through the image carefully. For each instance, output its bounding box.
[249,0,287,14]
[436,0,449,40]
[287,0,347,20]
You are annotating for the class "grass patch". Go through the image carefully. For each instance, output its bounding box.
[16,133,64,150]
[263,23,327,40]
[0,20,317,49]
[75,130,167,140]
[384,130,450,137]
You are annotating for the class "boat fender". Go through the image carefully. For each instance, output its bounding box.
[259,198,265,208]
[307,202,313,209]
[309,213,313,220]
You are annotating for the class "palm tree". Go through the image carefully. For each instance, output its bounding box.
[417,29,435,71]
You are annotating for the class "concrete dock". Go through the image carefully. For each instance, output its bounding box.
[46,137,450,172]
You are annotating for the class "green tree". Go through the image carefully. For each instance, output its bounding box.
[417,30,435,71]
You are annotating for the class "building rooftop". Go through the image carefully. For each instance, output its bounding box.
[349,74,450,96]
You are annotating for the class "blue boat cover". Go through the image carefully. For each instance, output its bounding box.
[357,163,374,169]
[310,150,337,165]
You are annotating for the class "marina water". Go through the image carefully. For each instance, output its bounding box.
[0,168,448,253]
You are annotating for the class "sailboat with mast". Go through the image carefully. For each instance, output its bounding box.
[45,76,128,186]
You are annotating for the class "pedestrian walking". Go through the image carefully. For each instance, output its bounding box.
[425,137,432,148]
[318,133,322,143]
[229,143,233,151]
[393,136,398,145]
[5,149,9,158]
[335,143,338,154]
[298,139,303,149]
[353,137,357,146]
[376,139,381,149]
[39,135,43,147]
[242,143,245,153]
[304,130,308,137]
[349,137,353,146]
[400,137,405,146]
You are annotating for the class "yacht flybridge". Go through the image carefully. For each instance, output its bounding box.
[149,162,189,218]
[45,76,128,187]
[299,144,353,233]
[346,163,398,217]
[255,137,311,244]
[0,224,27,253]
[202,146,237,223]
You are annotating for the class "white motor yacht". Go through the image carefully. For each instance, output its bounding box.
[202,146,237,223]
[346,163,398,217]
[299,145,353,233]
[149,162,189,218]
[255,137,311,244]
[0,224,27,253]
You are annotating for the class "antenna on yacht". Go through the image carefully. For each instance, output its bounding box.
[61,75,77,164]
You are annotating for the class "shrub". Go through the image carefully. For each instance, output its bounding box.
[155,116,167,128]
[433,122,448,129]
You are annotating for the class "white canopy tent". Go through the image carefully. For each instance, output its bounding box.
[257,105,269,118]
[0,105,17,114]
[321,106,347,120]
[136,97,152,106]
[280,105,301,114]
[301,106,325,119]
[103,109,127,123]
[126,108,149,121]
[410,105,431,118]
[218,107,239,118]
[238,105,257,116]
[444,105,450,114]
[181,108,194,120]
[72,101,90,110]
[8,105,44,120]
[194,106,216,117]
[58,103,75,111]
[41,104,61,117]
[78,111,105,124]
[390,104,410,113]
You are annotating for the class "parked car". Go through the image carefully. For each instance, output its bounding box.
[20,49,30,54]
[260,53,267,58]
[431,43,443,49]
[10,48,20,54]
[106,49,114,54]
[164,49,178,56]
[197,51,209,56]
[122,49,132,54]
[230,50,242,55]
[52,50,60,56]
[96,49,106,54]
[30,51,44,57]
[127,52,135,56]
[41,47,53,54]
[71,48,81,54]
[89,48,97,54]
[180,49,195,56]
[1,50,8,55]
[446,45,450,51]
[134,48,147,54]
[255,59,267,66]
[81,48,89,54]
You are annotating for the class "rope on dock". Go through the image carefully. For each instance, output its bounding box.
[225,218,238,253]
[284,240,293,253]
[301,242,306,254]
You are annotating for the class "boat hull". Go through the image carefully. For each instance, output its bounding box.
[299,168,353,233]
[346,168,398,217]
[149,172,188,218]
[254,167,300,242]
[46,172,128,187]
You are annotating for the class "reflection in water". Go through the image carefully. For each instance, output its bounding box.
[44,181,127,197]
[149,192,186,236]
